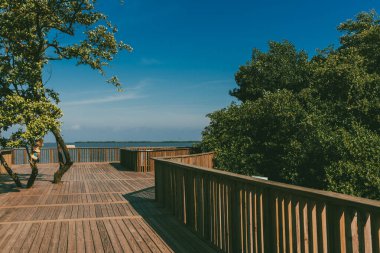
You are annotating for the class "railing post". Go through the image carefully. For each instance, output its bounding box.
[155,160,159,203]
[259,187,271,253]
[231,180,240,252]
[154,155,380,253]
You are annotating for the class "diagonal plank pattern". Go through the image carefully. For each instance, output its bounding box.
[0,163,216,253]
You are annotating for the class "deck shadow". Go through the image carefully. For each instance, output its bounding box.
[123,187,217,253]
[109,162,128,171]
[0,179,23,194]
[0,172,50,195]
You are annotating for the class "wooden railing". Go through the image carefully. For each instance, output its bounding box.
[0,150,12,174]
[120,147,191,172]
[167,152,214,168]
[12,147,120,164]
[154,156,380,253]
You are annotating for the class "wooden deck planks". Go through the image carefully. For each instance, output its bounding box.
[0,163,215,253]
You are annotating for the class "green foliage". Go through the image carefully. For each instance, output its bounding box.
[230,41,311,101]
[338,10,380,74]
[325,124,380,199]
[201,11,380,199]
[0,94,62,147]
[0,0,131,150]
[312,47,380,132]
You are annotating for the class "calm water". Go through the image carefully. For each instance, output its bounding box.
[43,141,199,148]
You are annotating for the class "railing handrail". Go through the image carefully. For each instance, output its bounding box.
[159,152,214,159]
[0,149,12,153]
[119,147,192,172]
[11,147,120,150]
[11,147,120,164]
[153,157,380,211]
[120,147,192,152]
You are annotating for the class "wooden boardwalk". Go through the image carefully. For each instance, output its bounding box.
[0,163,216,253]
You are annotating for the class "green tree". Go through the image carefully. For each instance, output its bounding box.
[0,0,131,187]
[0,94,62,187]
[230,41,311,102]
[201,11,380,199]
[338,10,380,75]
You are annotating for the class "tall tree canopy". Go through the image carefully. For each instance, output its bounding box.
[200,11,380,200]
[0,0,131,187]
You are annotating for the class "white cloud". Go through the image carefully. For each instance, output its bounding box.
[62,93,143,106]
[140,58,161,65]
[70,124,81,130]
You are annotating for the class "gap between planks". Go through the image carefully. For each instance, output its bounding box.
[65,178,154,182]
[0,200,133,209]
[0,191,126,198]
[0,215,143,225]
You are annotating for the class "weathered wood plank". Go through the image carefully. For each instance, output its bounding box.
[38,222,55,253]
[0,162,224,253]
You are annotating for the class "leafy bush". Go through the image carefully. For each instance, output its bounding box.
[201,11,380,199]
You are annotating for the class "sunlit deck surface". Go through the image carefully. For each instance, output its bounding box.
[0,163,215,253]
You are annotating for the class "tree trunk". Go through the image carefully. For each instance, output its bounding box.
[52,128,73,183]
[0,152,23,187]
[56,141,64,167]
[26,160,38,188]
[24,146,39,188]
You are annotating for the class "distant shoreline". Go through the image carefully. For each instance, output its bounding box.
[39,141,199,148]
[74,141,200,143]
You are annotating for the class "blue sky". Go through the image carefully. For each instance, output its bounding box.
[45,0,380,142]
